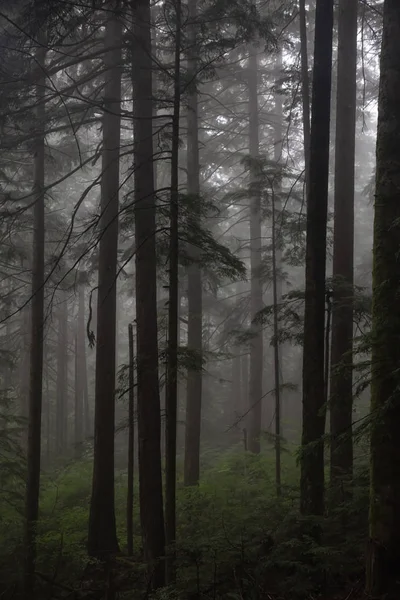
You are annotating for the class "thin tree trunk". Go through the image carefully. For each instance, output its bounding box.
[366,1,400,595]
[78,279,90,438]
[56,296,68,455]
[248,44,263,455]
[44,343,51,464]
[131,0,165,588]
[20,301,31,450]
[165,0,182,584]
[23,19,46,595]
[88,2,122,558]
[232,353,242,426]
[241,350,249,418]
[299,0,311,195]
[272,49,283,497]
[74,325,82,453]
[329,0,357,492]
[271,189,281,496]
[300,0,334,518]
[184,0,203,488]
[127,323,134,556]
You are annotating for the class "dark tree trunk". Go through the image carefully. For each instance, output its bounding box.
[23,22,46,596]
[56,296,68,455]
[74,325,83,452]
[241,350,249,422]
[127,323,135,556]
[44,344,51,464]
[184,0,203,488]
[329,0,357,493]
[272,49,283,497]
[78,279,90,438]
[248,45,263,455]
[87,2,122,558]
[232,353,242,426]
[299,0,311,194]
[366,2,400,596]
[19,302,31,449]
[300,0,334,518]
[131,0,165,588]
[165,0,181,584]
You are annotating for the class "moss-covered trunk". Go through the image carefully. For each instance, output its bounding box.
[366,1,400,596]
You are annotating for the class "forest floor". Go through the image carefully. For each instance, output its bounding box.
[0,449,371,600]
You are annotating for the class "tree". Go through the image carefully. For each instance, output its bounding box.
[165,0,182,584]
[56,294,68,455]
[299,0,311,193]
[77,276,90,438]
[366,1,400,595]
[300,0,334,517]
[126,322,134,556]
[74,324,83,452]
[329,0,358,492]
[184,0,203,488]
[87,1,122,558]
[23,6,46,594]
[131,0,165,588]
[247,43,263,455]
[272,48,283,497]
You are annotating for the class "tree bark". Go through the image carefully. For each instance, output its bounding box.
[74,325,82,452]
[131,0,165,588]
[87,2,122,558]
[241,350,249,418]
[184,0,203,487]
[366,1,400,595]
[44,343,51,464]
[24,18,46,596]
[127,323,134,556]
[300,0,334,518]
[272,49,283,496]
[248,44,263,455]
[19,302,31,449]
[165,0,182,583]
[329,0,357,493]
[56,296,68,454]
[299,0,311,195]
[77,278,90,438]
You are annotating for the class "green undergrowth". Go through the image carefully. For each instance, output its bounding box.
[0,449,369,599]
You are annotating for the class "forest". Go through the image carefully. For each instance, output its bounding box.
[0,0,397,598]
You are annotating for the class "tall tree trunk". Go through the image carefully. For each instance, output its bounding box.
[131,0,165,588]
[127,323,135,556]
[366,1,400,595]
[44,343,51,464]
[184,0,203,487]
[232,353,242,427]
[165,0,182,584]
[248,45,263,455]
[74,325,82,452]
[87,2,122,558]
[78,278,90,438]
[56,296,68,455]
[20,302,31,449]
[299,0,311,194]
[272,49,283,496]
[23,19,46,596]
[300,0,334,518]
[241,350,249,418]
[329,0,357,493]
